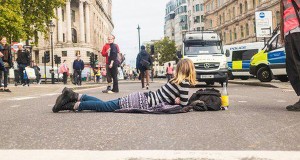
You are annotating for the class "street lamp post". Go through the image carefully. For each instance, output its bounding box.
[49,20,55,84]
[137,25,141,52]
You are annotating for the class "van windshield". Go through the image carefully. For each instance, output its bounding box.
[184,41,222,55]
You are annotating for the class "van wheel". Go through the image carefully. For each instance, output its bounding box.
[257,67,272,82]
[240,76,249,80]
[277,75,289,82]
[206,82,215,86]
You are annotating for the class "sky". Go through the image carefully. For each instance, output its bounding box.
[112,0,170,66]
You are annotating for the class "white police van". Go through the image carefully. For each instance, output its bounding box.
[224,42,265,80]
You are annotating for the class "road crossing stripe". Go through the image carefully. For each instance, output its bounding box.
[10,105,20,108]
[0,150,299,160]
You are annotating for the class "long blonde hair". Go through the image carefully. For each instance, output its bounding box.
[171,59,196,86]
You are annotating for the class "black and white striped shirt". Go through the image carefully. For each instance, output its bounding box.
[147,80,190,107]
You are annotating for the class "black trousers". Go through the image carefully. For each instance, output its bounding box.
[108,64,118,92]
[74,70,82,85]
[0,68,8,88]
[106,64,112,84]
[63,72,68,84]
[285,32,300,96]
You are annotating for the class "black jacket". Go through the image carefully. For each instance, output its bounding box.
[136,49,152,70]
[108,43,118,65]
[0,44,13,67]
[17,49,30,65]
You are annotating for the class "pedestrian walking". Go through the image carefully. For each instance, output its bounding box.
[16,43,30,86]
[52,59,196,113]
[101,34,120,93]
[166,62,174,82]
[59,60,69,85]
[95,67,101,83]
[32,62,41,84]
[0,36,13,92]
[73,54,84,86]
[136,45,152,89]
[281,0,300,111]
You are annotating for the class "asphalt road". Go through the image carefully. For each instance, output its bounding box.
[0,80,299,151]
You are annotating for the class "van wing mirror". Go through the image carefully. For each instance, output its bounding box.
[177,51,182,58]
[225,49,230,57]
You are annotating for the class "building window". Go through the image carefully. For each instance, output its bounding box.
[240,3,243,14]
[201,15,204,22]
[223,32,226,43]
[219,15,222,25]
[34,51,39,64]
[234,28,237,40]
[72,28,77,43]
[200,4,204,11]
[223,12,225,23]
[245,1,248,12]
[63,33,65,42]
[72,10,75,22]
[241,26,244,38]
[195,4,200,11]
[253,0,256,9]
[62,51,67,57]
[230,30,232,41]
[246,23,249,36]
[233,7,236,18]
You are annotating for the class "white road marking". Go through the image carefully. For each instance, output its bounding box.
[47,104,55,107]
[277,100,287,103]
[10,105,20,108]
[238,101,247,103]
[9,97,38,101]
[0,150,299,160]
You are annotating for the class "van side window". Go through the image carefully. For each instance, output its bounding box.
[269,36,280,51]
[242,49,258,60]
[232,51,243,61]
[232,49,258,61]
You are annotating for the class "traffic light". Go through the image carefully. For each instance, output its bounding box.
[54,55,58,64]
[44,51,50,63]
[57,57,61,64]
[90,53,95,68]
[150,45,155,55]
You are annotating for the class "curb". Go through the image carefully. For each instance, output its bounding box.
[229,80,279,88]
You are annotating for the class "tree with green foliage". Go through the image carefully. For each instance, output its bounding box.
[0,0,65,44]
[152,37,177,65]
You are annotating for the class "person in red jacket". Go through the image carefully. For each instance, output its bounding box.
[101,35,120,93]
[281,0,300,111]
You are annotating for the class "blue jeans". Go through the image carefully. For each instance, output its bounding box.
[78,95,121,112]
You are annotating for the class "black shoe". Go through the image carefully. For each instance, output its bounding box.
[53,87,79,112]
[52,102,76,113]
[286,100,300,111]
[102,86,112,93]
[3,89,11,92]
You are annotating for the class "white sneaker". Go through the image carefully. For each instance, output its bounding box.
[107,90,115,94]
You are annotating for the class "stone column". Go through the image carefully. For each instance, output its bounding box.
[66,0,72,43]
[79,0,85,43]
[85,2,91,44]
[57,7,63,43]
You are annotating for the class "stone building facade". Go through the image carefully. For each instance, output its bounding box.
[164,0,206,47]
[32,0,114,71]
[204,0,281,45]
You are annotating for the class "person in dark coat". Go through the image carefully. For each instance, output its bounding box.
[16,43,30,86]
[73,54,84,86]
[136,45,152,89]
[0,36,13,92]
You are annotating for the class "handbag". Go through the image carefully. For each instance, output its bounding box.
[25,67,37,80]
